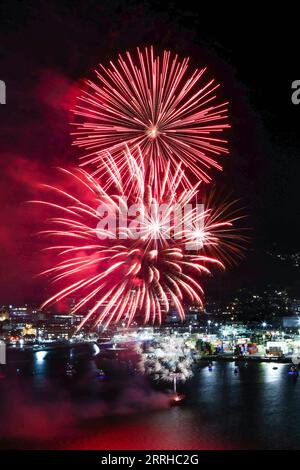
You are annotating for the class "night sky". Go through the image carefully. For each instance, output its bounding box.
[0,1,299,304]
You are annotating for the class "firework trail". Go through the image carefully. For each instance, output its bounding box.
[35,150,242,329]
[72,46,230,185]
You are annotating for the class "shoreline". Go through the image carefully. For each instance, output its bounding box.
[197,355,293,364]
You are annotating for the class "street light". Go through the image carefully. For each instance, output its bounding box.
[207,320,212,335]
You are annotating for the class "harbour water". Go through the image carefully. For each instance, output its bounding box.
[0,345,299,449]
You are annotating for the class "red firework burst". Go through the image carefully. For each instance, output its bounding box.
[34,152,244,329]
[71,46,230,184]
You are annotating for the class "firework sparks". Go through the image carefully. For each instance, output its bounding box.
[35,151,242,329]
[71,46,230,184]
[139,335,194,387]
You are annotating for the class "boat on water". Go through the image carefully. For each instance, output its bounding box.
[169,392,186,406]
[288,365,299,376]
[95,368,106,379]
[66,363,76,377]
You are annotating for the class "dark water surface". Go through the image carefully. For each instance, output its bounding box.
[0,346,299,450]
